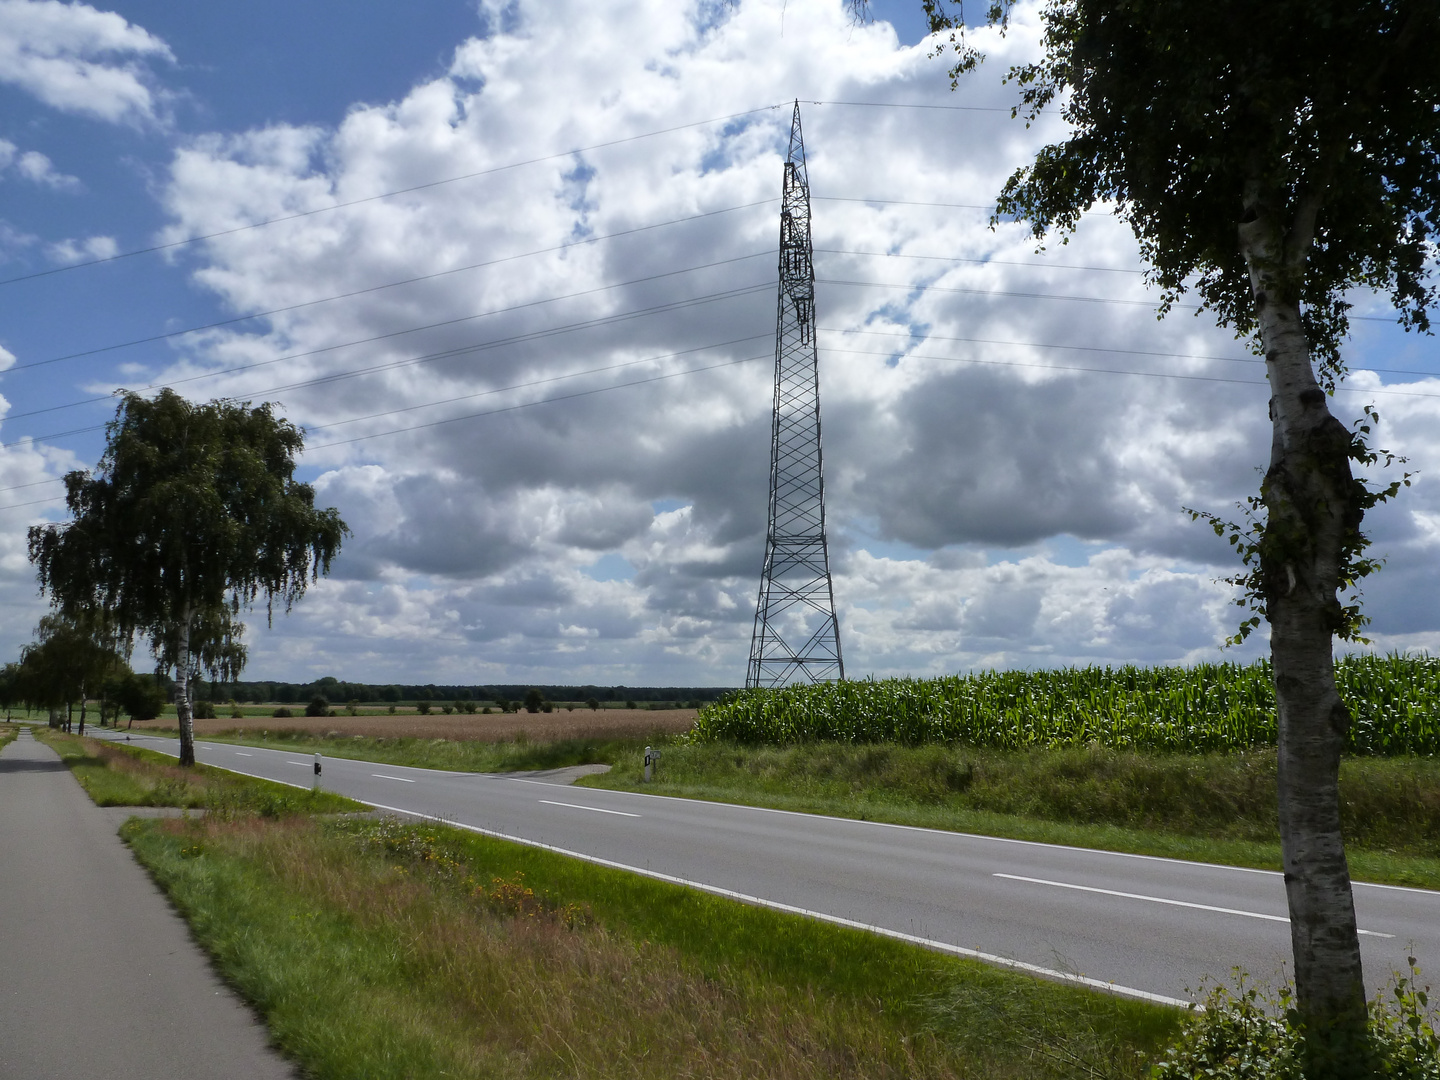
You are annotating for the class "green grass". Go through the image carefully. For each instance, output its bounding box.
[581,741,1440,891]
[696,654,1440,755]
[124,812,1181,1079]
[0,723,17,751]
[34,729,361,814]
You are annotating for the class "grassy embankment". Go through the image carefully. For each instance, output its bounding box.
[0,723,18,751]
[124,812,1180,1079]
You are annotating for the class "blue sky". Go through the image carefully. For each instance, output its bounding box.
[0,0,1435,686]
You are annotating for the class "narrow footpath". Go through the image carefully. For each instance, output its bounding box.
[0,728,294,1080]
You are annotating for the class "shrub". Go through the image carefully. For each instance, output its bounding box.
[495,698,511,713]
[273,707,293,718]
[1154,966,1440,1080]
[586,697,600,711]
[625,699,637,710]
[305,696,330,718]
[192,699,217,720]
[416,700,432,715]
[346,699,360,716]
[387,704,396,715]
[523,689,544,714]
[230,701,244,719]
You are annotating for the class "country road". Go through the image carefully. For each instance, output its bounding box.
[94,728,1440,1006]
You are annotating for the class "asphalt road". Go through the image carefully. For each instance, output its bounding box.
[0,728,295,1080]
[98,728,1440,1007]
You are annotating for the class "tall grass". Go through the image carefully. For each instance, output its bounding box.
[693,655,1440,755]
[124,814,1178,1079]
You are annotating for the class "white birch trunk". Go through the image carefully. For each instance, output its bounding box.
[174,604,195,767]
[1240,215,1371,1074]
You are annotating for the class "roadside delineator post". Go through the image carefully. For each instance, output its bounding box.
[643,746,661,783]
[313,751,322,791]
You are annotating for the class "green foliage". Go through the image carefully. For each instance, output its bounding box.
[272,706,293,718]
[1152,967,1440,1079]
[192,699,217,720]
[586,697,600,711]
[27,389,348,689]
[693,656,1440,755]
[305,696,330,718]
[113,672,165,722]
[415,700,431,715]
[523,688,544,714]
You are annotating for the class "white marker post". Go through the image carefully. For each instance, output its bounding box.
[313,751,322,791]
[643,745,661,783]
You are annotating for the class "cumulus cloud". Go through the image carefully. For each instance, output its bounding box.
[0,138,79,188]
[15,0,1426,683]
[0,0,172,124]
[46,232,116,263]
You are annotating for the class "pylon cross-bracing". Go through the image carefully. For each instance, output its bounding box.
[746,102,844,689]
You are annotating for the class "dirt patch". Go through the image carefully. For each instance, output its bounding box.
[131,709,698,743]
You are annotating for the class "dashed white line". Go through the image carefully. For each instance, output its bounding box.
[287,761,308,766]
[371,773,416,783]
[995,874,1395,938]
[234,752,253,757]
[539,799,640,818]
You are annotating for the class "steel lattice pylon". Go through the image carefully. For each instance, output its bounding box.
[747,102,844,689]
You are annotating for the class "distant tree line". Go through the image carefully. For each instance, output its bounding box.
[192,677,736,706]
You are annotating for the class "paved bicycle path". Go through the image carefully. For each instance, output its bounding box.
[0,728,295,1080]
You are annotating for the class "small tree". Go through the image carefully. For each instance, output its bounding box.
[416,700,432,715]
[495,697,511,714]
[113,672,165,727]
[523,688,544,714]
[18,612,126,735]
[0,662,20,721]
[586,697,599,712]
[29,390,346,765]
[305,696,330,718]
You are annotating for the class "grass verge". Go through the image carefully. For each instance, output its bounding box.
[125,812,1180,1079]
[0,723,17,751]
[580,741,1440,891]
[33,728,361,814]
[137,726,663,772]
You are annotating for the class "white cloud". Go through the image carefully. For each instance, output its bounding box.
[46,232,116,263]
[0,0,172,124]
[23,0,1427,684]
[13,147,79,189]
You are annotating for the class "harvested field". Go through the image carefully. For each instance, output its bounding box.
[135,708,697,743]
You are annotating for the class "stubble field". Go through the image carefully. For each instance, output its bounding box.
[136,708,698,743]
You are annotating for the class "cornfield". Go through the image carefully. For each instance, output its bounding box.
[692,655,1440,755]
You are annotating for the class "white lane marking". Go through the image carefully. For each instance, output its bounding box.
[995,874,1395,938]
[109,732,1440,899]
[234,752,253,757]
[287,761,309,766]
[359,800,1191,1009]
[372,773,416,783]
[539,799,639,818]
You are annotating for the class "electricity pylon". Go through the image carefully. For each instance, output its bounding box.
[746,102,844,689]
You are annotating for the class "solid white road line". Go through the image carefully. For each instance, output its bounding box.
[371,774,416,783]
[539,799,640,818]
[995,874,1395,938]
[360,799,1193,1008]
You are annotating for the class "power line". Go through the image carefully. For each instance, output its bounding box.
[0,103,795,288]
[7,279,775,446]
[2,253,773,423]
[5,336,1434,512]
[9,206,776,375]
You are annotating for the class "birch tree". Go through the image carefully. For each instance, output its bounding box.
[909,0,1439,1072]
[29,389,347,765]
